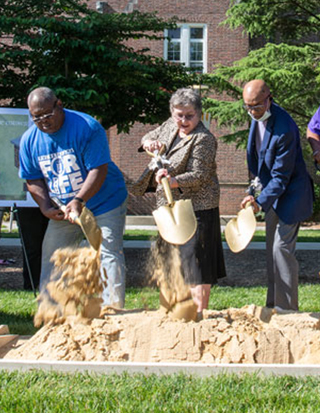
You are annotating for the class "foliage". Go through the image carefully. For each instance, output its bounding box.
[202,0,320,217]
[0,0,196,131]
[203,42,320,147]
[203,0,320,147]
[224,0,320,42]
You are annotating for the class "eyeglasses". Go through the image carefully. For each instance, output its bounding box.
[173,112,197,121]
[243,95,270,112]
[32,100,58,123]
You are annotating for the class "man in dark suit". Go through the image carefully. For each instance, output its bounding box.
[241,79,314,311]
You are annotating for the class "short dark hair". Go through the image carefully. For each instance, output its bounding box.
[27,87,57,107]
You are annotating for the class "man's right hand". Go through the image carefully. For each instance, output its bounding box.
[240,195,261,214]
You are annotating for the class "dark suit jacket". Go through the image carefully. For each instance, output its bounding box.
[247,102,313,224]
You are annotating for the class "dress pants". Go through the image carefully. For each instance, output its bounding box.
[265,207,300,310]
[17,207,49,290]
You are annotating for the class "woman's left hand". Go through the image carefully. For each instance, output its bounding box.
[156,169,179,188]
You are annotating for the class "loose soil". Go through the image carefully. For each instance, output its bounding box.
[1,245,320,365]
[3,306,320,364]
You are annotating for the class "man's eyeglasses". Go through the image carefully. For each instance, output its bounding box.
[32,100,57,123]
[243,95,271,112]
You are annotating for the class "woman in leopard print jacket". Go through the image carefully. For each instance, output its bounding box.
[131,88,226,316]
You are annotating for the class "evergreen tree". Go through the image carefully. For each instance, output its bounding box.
[203,0,320,147]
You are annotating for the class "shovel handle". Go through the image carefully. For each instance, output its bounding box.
[51,197,81,225]
[145,149,166,170]
[145,149,174,205]
[161,176,174,206]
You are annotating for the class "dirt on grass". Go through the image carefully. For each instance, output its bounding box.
[1,243,320,365]
[3,305,320,364]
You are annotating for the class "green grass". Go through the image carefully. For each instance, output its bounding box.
[1,371,320,412]
[2,286,320,410]
[2,228,320,241]
[127,228,320,243]
[2,284,320,336]
[250,229,320,243]
[123,229,158,240]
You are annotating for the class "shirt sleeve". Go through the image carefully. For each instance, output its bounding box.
[19,132,43,180]
[82,121,111,170]
[308,106,320,135]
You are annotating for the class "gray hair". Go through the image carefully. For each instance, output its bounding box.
[169,88,202,115]
[27,87,57,107]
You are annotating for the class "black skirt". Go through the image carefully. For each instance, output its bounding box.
[156,207,227,286]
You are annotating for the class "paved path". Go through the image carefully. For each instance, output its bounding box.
[2,237,319,251]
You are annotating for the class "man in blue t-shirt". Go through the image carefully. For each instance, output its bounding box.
[19,87,128,308]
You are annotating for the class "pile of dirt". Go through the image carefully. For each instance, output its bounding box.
[34,247,103,327]
[4,305,320,364]
[2,241,320,365]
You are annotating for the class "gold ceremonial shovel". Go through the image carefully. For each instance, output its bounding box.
[146,150,197,245]
[224,202,256,253]
[51,197,102,251]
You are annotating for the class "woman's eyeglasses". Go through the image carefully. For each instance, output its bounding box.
[173,113,197,121]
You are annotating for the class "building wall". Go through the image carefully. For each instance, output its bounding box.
[89,0,250,215]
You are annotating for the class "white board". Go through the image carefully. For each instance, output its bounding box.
[0,108,37,207]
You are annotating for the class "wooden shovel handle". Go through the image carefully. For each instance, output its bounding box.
[60,206,81,225]
[145,149,174,205]
[145,145,166,157]
[51,197,81,225]
[161,176,174,206]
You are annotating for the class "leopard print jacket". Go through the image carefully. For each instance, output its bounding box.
[130,117,220,211]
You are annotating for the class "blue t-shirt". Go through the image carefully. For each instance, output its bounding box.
[19,109,127,216]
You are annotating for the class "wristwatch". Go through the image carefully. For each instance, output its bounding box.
[74,196,86,206]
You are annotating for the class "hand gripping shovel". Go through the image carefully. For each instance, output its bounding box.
[146,150,197,245]
[224,201,256,253]
[51,197,102,251]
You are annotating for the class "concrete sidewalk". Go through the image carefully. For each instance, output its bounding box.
[1,215,319,250]
[1,237,320,251]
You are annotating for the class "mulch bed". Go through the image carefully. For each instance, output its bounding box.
[1,246,320,291]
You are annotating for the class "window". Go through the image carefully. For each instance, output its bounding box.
[164,24,207,73]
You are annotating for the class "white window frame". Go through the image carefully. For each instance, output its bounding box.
[164,24,208,73]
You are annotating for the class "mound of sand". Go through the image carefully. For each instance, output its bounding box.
[7,244,319,365]
[5,305,320,364]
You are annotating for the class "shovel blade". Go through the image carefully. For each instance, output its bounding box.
[78,207,102,251]
[225,205,256,253]
[153,199,197,245]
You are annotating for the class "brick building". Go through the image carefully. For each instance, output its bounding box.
[88,0,251,216]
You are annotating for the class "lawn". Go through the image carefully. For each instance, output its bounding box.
[2,284,320,336]
[1,286,320,413]
[2,227,320,242]
[2,286,320,411]
[1,370,320,412]
[1,234,320,411]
